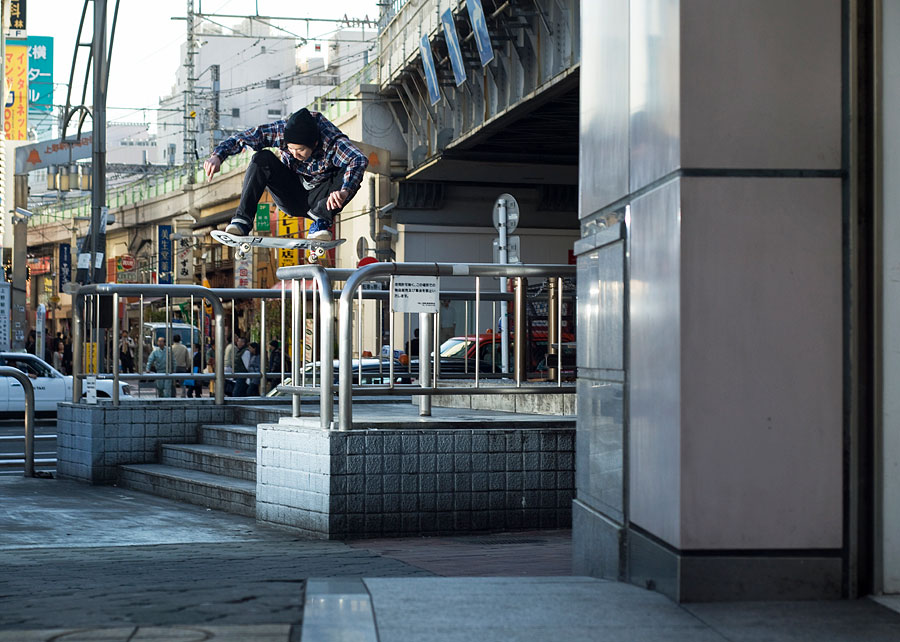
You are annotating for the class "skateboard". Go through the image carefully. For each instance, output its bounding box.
[211,230,346,263]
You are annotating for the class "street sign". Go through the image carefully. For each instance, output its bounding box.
[356,236,369,260]
[493,235,521,264]
[15,131,92,173]
[492,193,519,233]
[119,254,135,271]
[392,276,439,314]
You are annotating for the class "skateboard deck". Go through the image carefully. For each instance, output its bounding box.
[211,230,345,263]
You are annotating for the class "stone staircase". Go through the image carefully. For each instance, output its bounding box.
[118,405,290,517]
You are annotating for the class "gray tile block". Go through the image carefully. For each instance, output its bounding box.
[437,433,454,453]
[384,454,401,474]
[365,434,384,454]
[401,474,417,494]
[384,434,401,454]
[383,474,401,493]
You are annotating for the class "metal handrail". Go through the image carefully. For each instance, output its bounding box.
[0,366,36,477]
[274,265,335,428]
[336,262,577,431]
[73,284,227,405]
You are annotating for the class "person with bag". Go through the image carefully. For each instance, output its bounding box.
[146,337,173,398]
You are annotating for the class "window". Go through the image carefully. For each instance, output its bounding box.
[231,108,240,118]
[3,356,51,378]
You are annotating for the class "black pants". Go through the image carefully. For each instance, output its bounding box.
[232,150,345,230]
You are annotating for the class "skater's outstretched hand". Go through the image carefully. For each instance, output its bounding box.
[326,189,350,211]
[204,155,222,181]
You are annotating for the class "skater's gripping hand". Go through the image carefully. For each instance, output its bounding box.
[327,189,350,211]
[204,155,222,181]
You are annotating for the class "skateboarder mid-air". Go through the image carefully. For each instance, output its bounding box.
[203,108,368,241]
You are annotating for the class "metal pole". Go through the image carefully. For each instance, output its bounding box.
[357,286,363,385]
[498,198,509,374]
[301,278,307,387]
[90,0,108,286]
[515,277,525,387]
[0,368,36,477]
[475,277,481,388]
[419,311,432,416]
[548,277,559,382]
[72,293,84,402]
[112,292,120,405]
[260,294,267,395]
[557,277,563,387]
[388,276,395,387]
[292,278,301,416]
[281,280,286,385]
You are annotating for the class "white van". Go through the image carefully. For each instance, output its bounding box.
[142,322,201,348]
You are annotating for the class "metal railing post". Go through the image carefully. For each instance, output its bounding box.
[292,280,301,417]
[0,367,36,477]
[419,311,432,416]
[72,292,84,403]
[515,277,525,387]
[112,292,120,406]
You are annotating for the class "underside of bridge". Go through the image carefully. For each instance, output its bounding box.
[375,0,580,228]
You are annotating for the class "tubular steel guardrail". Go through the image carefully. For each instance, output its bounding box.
[0,366,36,477]
[69,263,575,433]
[278,262,577,432]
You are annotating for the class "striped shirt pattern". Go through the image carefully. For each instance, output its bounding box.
[212,111,368,199]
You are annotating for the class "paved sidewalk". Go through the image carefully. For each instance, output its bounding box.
[2,477,900,641]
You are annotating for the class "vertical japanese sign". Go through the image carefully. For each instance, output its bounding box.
[466,0,494,67]
[0,282,10,351]
[441,10,467,86]
[277,213,300,267]
[7,0,26,39]
[419,35,441,106]
[256,203,271,232]
[234,253,253,288]
[176,236,193,282]
[157,225,173,284]
[58,242,71,291]
[4,45,28,140]
[25,35,51,112]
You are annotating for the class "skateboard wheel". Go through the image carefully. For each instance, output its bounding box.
[308,254,318,263]
[239,242,252,254]
[236,251,245,260]
[314,246,326,257]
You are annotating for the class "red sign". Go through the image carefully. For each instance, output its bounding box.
[119,254,135,270]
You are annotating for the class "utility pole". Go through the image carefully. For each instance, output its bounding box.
[90,0,108,284]
[208,63,219,156]
[184,0,198,182]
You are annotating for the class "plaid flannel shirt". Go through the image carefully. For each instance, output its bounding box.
[212,111,368,199]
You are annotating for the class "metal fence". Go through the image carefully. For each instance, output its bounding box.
[70,262,576,432]
[277,262,577,431]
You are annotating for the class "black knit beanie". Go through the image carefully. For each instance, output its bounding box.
[283,109,319,147]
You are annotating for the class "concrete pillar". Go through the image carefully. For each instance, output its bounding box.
[575,0,845,601]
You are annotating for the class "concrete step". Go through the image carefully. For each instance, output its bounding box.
[199,424,257,451]
[160,444,256,481]
[118,463,256,517]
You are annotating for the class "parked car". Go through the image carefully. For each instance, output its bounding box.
[432,333,576,379]
[0,352,132,415]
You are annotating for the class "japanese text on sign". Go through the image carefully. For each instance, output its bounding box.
[4,45,28,139]
[392,276,439,313]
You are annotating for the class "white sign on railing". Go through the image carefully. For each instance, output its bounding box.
[392,276,439,313]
